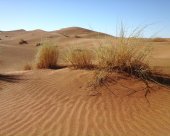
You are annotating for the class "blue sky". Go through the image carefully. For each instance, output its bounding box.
[0,0,170,37]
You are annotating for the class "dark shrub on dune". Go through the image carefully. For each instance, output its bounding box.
[19,39,28,44]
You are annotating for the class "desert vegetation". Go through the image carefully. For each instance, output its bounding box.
[75,35,81,38]
[96,40,151,76]
[63,47,94,69]
[35,43,59,69]
[19,39,28,44]
[86,26,170,98]
[36,42,42,47]
[24,63,32,70]
[19,26,169,99]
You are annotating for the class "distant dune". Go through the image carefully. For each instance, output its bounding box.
[0,27,112,72]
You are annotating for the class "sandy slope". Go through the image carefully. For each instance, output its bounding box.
[0,44,36,72]
[0,68,170,136]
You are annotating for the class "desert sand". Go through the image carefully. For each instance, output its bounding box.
[0,27,170,136]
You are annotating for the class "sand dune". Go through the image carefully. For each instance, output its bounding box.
[0,69,170,136]
[0,27,109,46]
[0,27,170,135]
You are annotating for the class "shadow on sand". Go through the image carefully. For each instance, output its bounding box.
[0,74,22,83]
[152,74,170,86]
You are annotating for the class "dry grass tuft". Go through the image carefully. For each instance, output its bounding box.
[96,44,152,78]
[88,70,118,96]
[36,43,42,47]
[89,70,109,89]
[64,47,94,69]
[24,63,32,70]
[96,25,152,80]
[35,43,59,69]
[19,39,28,44]
[88,25,157,99]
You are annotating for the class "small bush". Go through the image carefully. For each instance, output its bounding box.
[95,24,152,79]
[36,43,42,47]
[24,64,32,70]
[64,47,94,69]
[87,25,156,98]
[19,39,28,44]
[75,35,81,38]
[96,44,151,76]
[35,44,59,69]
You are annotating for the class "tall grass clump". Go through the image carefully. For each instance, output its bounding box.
[35,43,59,69]
[24,63,32,70]
[96,25,152,80]
[19,39,28,44]
[87,25,156,98]
[96,44,152,78]
[64,47,94,69]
